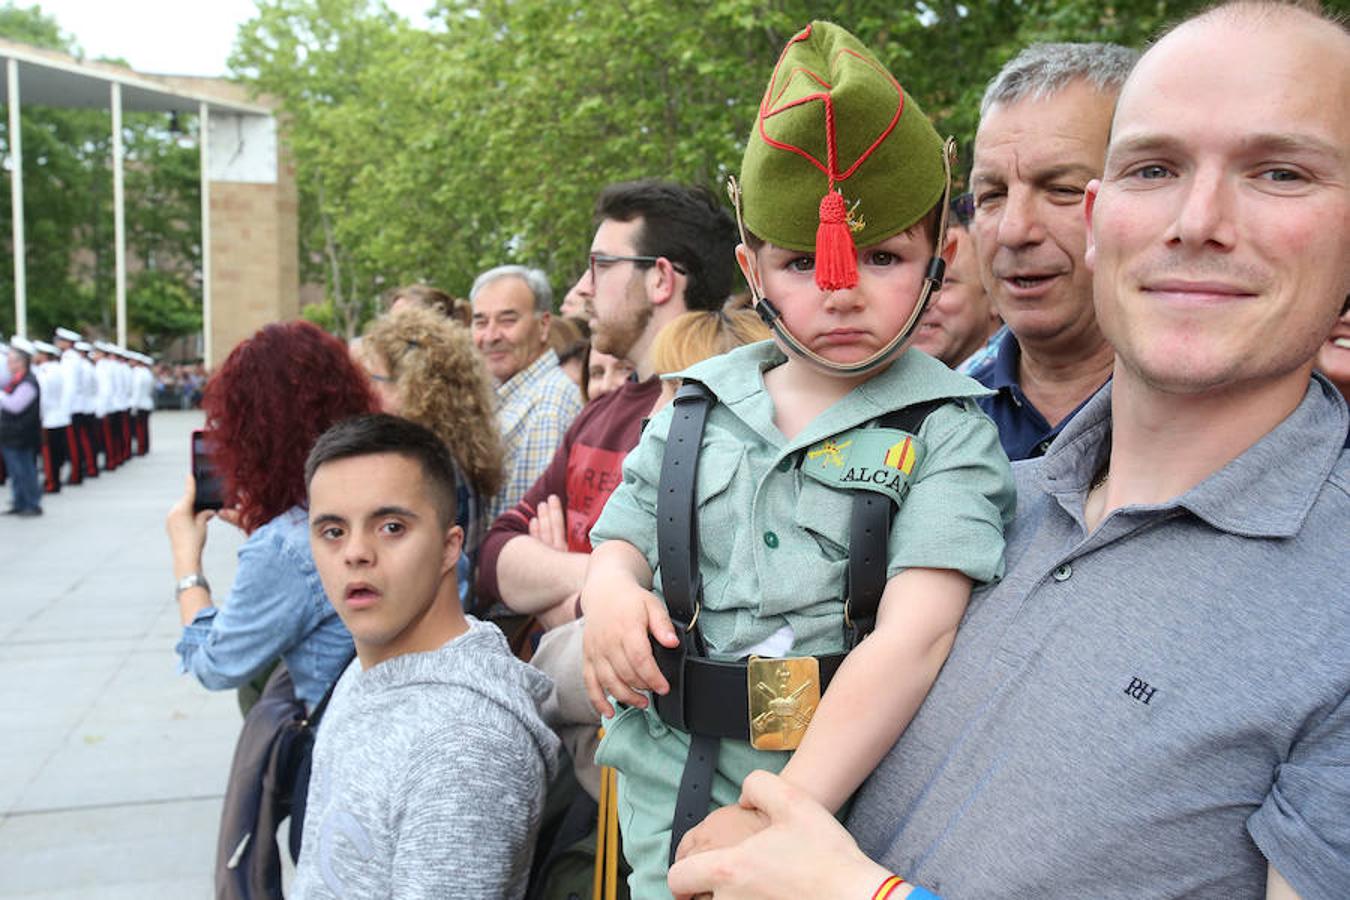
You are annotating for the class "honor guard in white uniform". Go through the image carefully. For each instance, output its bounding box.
[53,328,88,483]
[112,347,133,465]
[131,352,155,455]
[91,342,120,471]
[73,340,99,477]
[32,341,72,494]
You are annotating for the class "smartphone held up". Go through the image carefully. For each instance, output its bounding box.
[191,429,226,514]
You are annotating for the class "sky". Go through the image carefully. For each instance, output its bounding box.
[28,0,434,77]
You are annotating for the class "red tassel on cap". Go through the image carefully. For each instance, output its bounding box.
[815,190,858,291]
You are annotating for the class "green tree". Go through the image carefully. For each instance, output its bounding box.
[231,0,415,339]
[229,0,1266,331]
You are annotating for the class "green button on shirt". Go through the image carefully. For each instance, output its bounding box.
[590,341,1016,660]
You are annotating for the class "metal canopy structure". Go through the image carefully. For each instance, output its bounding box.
[0,47,269,114]
[0,38,277,366]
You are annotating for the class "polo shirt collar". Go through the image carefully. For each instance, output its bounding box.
[1040,374,1348,539]
[986,328,1022,392]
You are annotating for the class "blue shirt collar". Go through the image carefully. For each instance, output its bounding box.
[987,328,1022,392]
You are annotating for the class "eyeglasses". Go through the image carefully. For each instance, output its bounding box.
[588,253,688,284]
[368,371,394,384]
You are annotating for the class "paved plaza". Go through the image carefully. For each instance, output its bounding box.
[0,411,248,897]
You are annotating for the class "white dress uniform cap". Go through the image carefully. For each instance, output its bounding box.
[54,327,82,342]
[34,340,60,355]
[75,341,92,352]
[9,335,36,356]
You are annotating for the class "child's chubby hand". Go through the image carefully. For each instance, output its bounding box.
[580,555,680,718]
[672,804,770,872]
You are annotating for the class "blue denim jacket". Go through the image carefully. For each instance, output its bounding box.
[176,506,353,708]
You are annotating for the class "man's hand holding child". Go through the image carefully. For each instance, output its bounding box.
[674,803,769,867]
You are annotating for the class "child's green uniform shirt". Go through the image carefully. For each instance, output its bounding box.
[589,339,1016,894]
[592,340,1015,657]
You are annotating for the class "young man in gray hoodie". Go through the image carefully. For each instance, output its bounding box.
[296,413,559,899]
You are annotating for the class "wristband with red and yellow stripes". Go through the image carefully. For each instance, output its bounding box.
[873,875,904,900]
[873,874,942,900]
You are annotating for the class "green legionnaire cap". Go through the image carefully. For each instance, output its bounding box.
[740,21,948,288]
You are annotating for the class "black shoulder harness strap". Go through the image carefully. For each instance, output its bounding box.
[844,397,947,641]
[655,382,712,652]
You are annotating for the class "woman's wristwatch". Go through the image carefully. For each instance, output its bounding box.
[174,572,211,600]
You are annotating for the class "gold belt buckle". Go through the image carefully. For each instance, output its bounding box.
[747,655,820,751]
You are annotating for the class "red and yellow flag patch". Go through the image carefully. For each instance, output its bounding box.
[883,436,917,474]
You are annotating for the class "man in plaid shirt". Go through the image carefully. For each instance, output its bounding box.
[471,265,583,523]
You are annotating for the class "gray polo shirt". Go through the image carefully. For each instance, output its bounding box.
[847,375,1350,900]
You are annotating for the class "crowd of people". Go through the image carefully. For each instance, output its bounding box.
[102,1,1350,897]
[153,361,209,410]
[1,330,157,516]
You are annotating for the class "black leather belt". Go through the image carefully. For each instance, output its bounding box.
[651,646,847,741]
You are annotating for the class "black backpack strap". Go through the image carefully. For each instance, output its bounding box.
[287,650,357,863]
[303,650,357,728]
[844,399,948,646]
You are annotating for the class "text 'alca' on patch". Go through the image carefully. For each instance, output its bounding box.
[801,426,925,504]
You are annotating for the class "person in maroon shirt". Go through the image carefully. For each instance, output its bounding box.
[476,180,739,628]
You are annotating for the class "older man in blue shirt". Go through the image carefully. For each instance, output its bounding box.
[964,43,1135,459]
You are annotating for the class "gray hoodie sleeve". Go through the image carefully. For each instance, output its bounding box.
[389,721,549,899]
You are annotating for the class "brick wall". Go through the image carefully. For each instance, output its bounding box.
[207,147,299,364]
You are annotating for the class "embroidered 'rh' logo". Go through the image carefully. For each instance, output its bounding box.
[1124,676,1157,705]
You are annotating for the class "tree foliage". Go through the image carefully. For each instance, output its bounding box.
[234,0,1341,333]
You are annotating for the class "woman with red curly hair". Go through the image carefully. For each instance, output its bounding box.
[165,321,375,709]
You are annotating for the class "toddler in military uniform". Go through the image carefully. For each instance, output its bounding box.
[581,21,1016,896]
